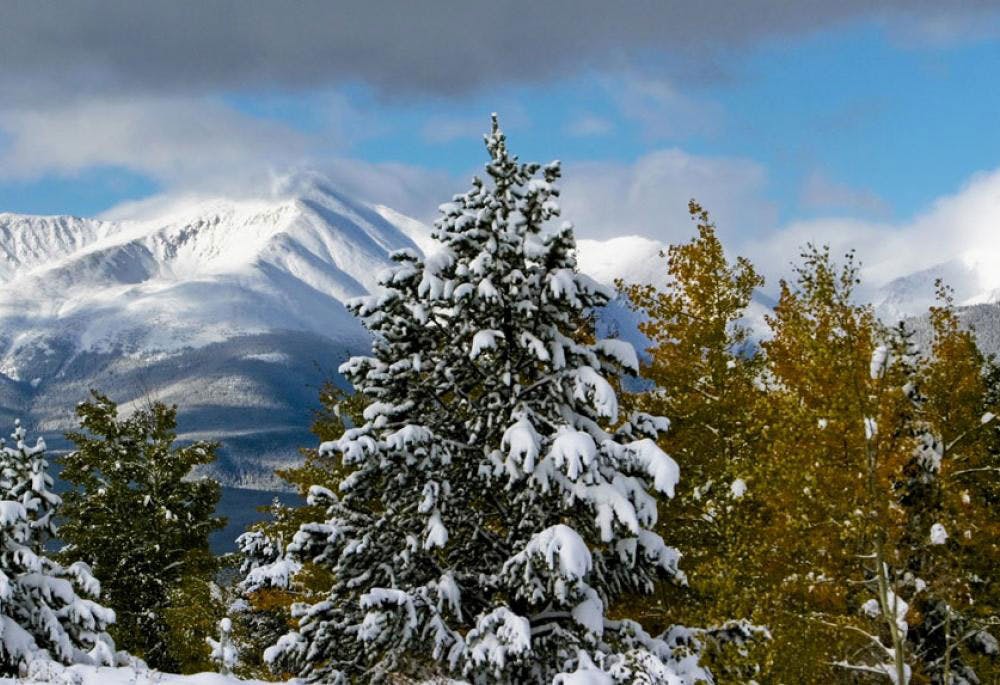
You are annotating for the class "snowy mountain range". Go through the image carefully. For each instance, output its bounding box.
[873,255,1000,322]
[3,176,999,487]
[871,255,1000,353]
[0,177,430,486]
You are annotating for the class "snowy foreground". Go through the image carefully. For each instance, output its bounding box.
[0,664,283,685]
[0,664,492,685]
[0,661,618,685]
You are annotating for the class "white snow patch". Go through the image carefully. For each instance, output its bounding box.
[553,651,613,685]
[870,345,890,380]
[864,417,877,440]
[513,525,592,581]
[2,663,279,685]
[242,352,291,364]
[470,330,503,359]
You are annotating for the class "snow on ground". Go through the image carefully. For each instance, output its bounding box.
[0,663,287,685]
[2,662,486,684]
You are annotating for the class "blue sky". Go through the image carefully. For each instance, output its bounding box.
[1,4,1000,285]
[3,19,997,222]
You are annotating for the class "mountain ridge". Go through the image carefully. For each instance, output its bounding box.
[0,177,423,486]
[5,179,1000,487]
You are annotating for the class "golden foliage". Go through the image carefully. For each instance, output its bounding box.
[620,204,1000,682]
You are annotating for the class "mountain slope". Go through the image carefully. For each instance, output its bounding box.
[15,186,999,488]
[0,178,421,486]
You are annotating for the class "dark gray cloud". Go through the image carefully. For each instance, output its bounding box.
[2,1,995,101]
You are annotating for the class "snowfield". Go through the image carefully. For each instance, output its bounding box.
[1,663,285,685]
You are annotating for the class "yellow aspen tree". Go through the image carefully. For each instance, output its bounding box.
[757,245,919,682]
[899,283,1000,683]
[759,247,999,683]
[617,202,770,680]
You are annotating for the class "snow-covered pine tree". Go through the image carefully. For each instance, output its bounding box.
[230,383,361,679]
[0,420,119,674]
[265,117,707,683]
[0,420,60,553]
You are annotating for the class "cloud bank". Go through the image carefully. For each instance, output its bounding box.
[2,2,996,101]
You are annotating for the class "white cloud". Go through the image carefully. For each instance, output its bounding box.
[317,159,457,223]
[561,149,1000,306]
[887,9,1000,48]
[0,96,318,191]
[0,92,464,226]
[608,74,723,140]
[8,90,1000,312]
[566,114,614,137]
[420,116,490,145]
[748,168,1000,295]
[420,108,529,145]
[559,148,775,243]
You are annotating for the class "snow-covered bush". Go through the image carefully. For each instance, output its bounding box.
[265,118,707,683]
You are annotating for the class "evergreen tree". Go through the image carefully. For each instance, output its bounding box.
[265,117,706,683]
[230,382,363,679]
[1,420,60,554]
[58,392,225,672]
[0,420,120,674]
[161,555,228,673]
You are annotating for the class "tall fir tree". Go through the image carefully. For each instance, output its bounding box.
[58,392,225,672]
[265,117,708,683]
[0,420,120,674]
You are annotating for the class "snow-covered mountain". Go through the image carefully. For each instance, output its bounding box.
[871,254,1000,354]
[8,178,997,488]
[872,256,994,323]
[1,197,698,487]
[0,176,429,486]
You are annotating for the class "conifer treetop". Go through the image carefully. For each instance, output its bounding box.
[265,118,706,683]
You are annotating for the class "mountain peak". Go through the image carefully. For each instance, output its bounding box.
[0,175,430,358]
[873,256,1000,322]
[0,178,441,485]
